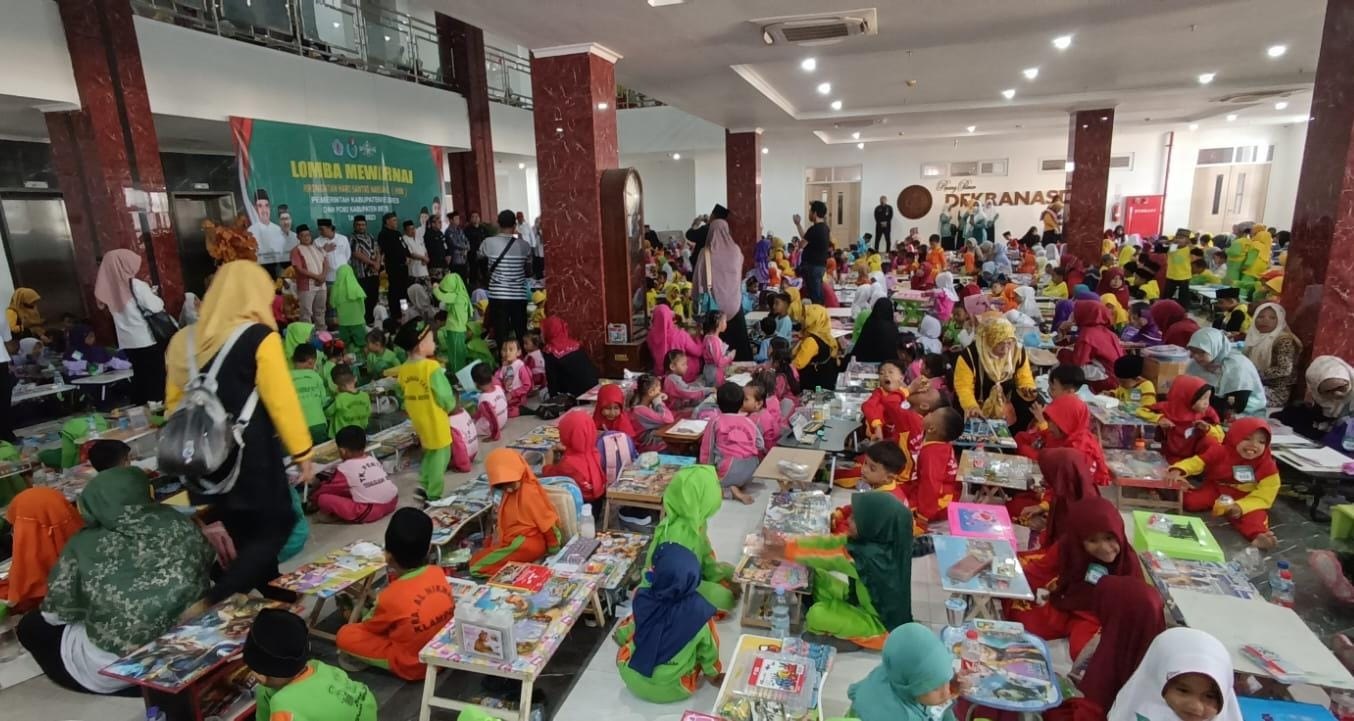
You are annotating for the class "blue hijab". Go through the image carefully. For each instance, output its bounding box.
[629,542,717,676]
[1073,284,1099,301]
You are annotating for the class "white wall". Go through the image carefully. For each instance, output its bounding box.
[619,153,695,232]
[1160,123,1306,234]
[0,1,77,105]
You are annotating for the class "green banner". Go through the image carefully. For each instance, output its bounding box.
[230,116,443,263]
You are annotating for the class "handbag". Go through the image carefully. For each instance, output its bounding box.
[486,236,519,278]
[695,246,719,316]
[130,278,179,345]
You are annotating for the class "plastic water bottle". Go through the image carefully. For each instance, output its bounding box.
[960,629,982,692]
[86,414,100,439]
[1342,420,1354,452]
[769,587,791,640]
[1230,546,1262,577]
[1272,570,1295,608]
[146,707,167,721]
[579,504,596,539]
[1268,559,1291,598]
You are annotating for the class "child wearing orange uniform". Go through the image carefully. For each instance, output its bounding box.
[336,508,455,680]
[469,449,565,577]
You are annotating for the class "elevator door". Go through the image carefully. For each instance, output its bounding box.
[171,193,237,295]
[1,194,83,322]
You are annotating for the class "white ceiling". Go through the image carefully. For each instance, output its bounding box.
[416,0,1325,143]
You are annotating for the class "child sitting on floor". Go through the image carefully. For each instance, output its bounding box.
[754,316,777,363]
[494,338,533,417]
[449,399,478,473]
[336,508,454,679]
[1109,355,1157,413]
[746,371,781,450]
[831,442,910,533]
[698,382,765,505]
[290,344,331,443]
[319,339,346,395]
[1170,417,1280,550]
[245,609,377,720]
[311,426,398,524]
[614,543,724,703]
[523,331,546,389]
[642,466,736,612]
[543,411,608,504]
[905,407,964,533]
[395,319,455,502]
[628,374,674,452]
[472,362,508,441]
[699,311,733,386]
[594,383,639,442]
[469,449,564,577]
[847,623,957,721]
[663,350,710,414]
[1044,267,1070,299]
[1142,375,1223,463]
[326,365,372,437]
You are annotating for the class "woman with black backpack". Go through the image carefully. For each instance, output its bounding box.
[163,260,315,605]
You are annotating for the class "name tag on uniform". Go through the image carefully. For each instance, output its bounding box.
[1085,563,1108,584]
[1183,426,1195,438]
[1233,465,1255,482]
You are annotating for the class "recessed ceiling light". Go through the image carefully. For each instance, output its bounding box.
[1275,101,1289,110]
[1052,35,1073,50]
[1022,67,1039,80]
[517,162,526,169]
[1226,114,1237,122]
[1197,72,1216,85]
[1267,44,1287,58]
[816,82,832,95]
[966,125,976,133]
[1001,88,1016,100]
[851,131,860,140]
[1188,123,1199,131]
[800,58,817,72]
[856,142,865,149]
[761,147,769,154]
[671,152,681,160]
[830,100,843,111]
[646,0,686,6]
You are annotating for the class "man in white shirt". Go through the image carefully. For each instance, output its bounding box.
[277,206,299,257]
[402,219,429,283]
[247,188,287,266]
[317,218,351,286]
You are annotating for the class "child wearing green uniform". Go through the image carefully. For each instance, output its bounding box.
[395,319,456,501]
[362,329,401,382]
[845,623,958,721]
[244,608,377,721]
[641,466,736,612]
[37,415,110,469]
[327,366,372,436]
[329,264,368,351]
[614,543,723,703]
[466,320,497,370]
[781,492,914,651]
[290,344,331,444]
[283,322,314,369]
[433,273,471,374]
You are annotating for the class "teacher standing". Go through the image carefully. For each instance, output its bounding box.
[692,216,752,360]
[93,249,168,404]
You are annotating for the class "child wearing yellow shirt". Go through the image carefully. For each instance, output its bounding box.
[1190,258,1222,286]
[1043,268,1069,299]
[1163,232,1193,304]
[394,319,456,502]
[1132,263,1160,300]
[1110,356,1157,414]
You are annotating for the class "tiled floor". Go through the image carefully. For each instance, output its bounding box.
[5,410,1350,720]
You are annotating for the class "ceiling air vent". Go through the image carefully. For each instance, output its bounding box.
[1215,89,1293,104]
[756,9,878,47]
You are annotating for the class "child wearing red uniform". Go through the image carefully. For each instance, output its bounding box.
[830,443,910,534]
[1142,375,1223,463]
[1170,417,1280,550]
[336,508,455,680]
[905,407,964,534]
[1013,364,1083,457]
[594,383,640,442]
[859,361,943,481]
[543,411,608,503]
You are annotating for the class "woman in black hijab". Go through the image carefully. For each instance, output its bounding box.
[851,297,900,363]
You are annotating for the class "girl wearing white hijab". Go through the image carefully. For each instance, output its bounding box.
[1044,242,1061,269]
[851,271,889,317]
[1014,286,1040,319]
[934,272,959,302]
[1108,627,1241,721]
[1306,355,1354,420]
[916,316,943,354]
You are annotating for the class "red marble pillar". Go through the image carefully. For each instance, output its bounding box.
[437,13,497,218]
[725,130,762,270]
[1281,0,1354,360]
[1063,108,1115,267]
[52,0,182,315]
[531,44,620,357]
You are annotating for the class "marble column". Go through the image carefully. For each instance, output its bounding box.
[437,13,497,218]
[52,0,182,314]
[1063,108,1115,267]
[725,129,762,269]
[1281,0,1354,359]
[531,44,621,356]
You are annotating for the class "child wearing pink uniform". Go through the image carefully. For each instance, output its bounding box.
[699,312,733,386]
[663,350,710,415]
[449,408,479,472]
[699,382,765,504]
[494,339,533,418]
[745,375,781,449]
[312,426,399,522]
[628,374,675,452]
[523,333,547,389]
[471,363,508,441]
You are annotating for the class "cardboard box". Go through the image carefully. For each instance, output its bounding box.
[1143,357,1190,394]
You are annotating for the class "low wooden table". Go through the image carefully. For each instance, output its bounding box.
[753,447,827,489]
[658,419,708,456]
[268,541,386,641]
[600,454,693,530]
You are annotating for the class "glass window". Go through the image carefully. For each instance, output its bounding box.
[921,162,945,177]
[949,161,979,176]
[1211,174,1224,215]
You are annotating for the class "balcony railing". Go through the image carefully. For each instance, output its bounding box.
[129,0,663,113]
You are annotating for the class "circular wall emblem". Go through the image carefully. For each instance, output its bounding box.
[898,185,933,219]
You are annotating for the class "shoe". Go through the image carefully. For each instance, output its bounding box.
[337,653,365,673]
[912,535,935,558]
[413,487,428,504]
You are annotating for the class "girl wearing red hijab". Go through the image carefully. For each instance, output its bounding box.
[1060,254,1087,288]
[1143,375,1222,463]
[1148,299,1200,348]
[1061,300,1124,392]
[542,411,608,503]
[1016,394,1111,485]
[1067,576,1166,718]
[910,262,935,291]
[594,382,639,442]
[1006,496,1140,659]
[1029,448,1101,552]
[1096,267,1131,307]
[1170,417,1280,549]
